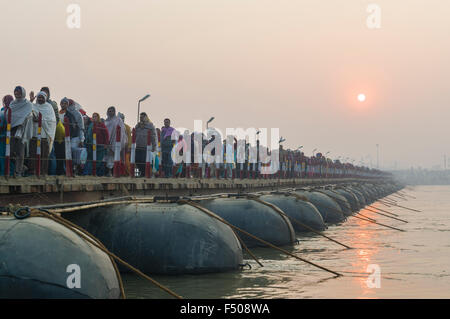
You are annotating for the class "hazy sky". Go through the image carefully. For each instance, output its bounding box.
[1,0,449,169]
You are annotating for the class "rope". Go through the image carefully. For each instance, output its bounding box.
[246,194,352,249]
[378,199,421,212]
[49,198,156,214]
[333,188,361,207]
[314,189,350,209]
[351,214,405,232]
[292,190,347,220]
[328,188,366,209]
[245,195,295,243]
[388,203,421,213]
[13,206,126,299]
[378,200,394,208]
[308,190,407,231]
[51,196,265,271]
[291,193,406,232]
[184,200,264,267]
[319,189,408,223]
[363,207,408,223]
[355,211,377,222]
[179,199,342,277]
[396,191,416,199]
[390,193,408,200]
[287,192,309,202]
[366,205,400,217]
[381,198,398,204]
[233,228,264,268]
[12,207,183,299]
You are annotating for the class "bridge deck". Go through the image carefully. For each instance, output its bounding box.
[0,176,381,206]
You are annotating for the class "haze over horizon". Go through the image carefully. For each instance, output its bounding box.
[1,0,448,170]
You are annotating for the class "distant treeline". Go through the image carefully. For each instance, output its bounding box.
[391,169,450,185]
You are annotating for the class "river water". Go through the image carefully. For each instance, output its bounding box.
[122,185,450,299]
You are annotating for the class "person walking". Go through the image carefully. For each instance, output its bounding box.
[134,112,156,177]
[104,106,127,177]
[118,112,132,176]
[60,97,85,175]
[30,87,59,175]
[9,86,33,177]
[28,91,56,176]
[84,112,109,176]
[160,118,175,178]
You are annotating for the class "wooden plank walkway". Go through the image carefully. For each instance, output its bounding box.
[0,176,378,194]
[0,176,384,206]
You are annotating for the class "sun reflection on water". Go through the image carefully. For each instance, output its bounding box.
[347,209,381,298]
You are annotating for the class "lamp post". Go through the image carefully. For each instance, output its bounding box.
[256,130,261,146]
[277,137,286,179]
[206,117,215,129]
[256,130,261,147]
[376,144,379,169]
[256,130,261,172]
[137,94,151,124]
[312,148,317,157]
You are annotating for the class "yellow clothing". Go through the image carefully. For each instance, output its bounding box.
[124,124,132,175]
[125,124,132,149]
[54,120,66,143]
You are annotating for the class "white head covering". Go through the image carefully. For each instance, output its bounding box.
[105,113,128,148]
[31,91,57,151]
[9,86,33,128]
[36,91,47,100]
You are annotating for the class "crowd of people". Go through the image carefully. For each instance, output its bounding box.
[0,85,386,179]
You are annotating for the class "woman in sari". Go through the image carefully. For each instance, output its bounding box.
[84,112,109,176]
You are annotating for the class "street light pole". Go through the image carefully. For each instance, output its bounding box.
[278,137,286,180]
[206,117,215,129]
[376,144,379,169]
[137,94,151,124]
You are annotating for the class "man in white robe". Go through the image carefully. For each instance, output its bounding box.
[104,106,127,176]
[9,86,33,176]
[27,92,56,175]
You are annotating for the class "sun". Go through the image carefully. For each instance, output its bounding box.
[357,93,366,102]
